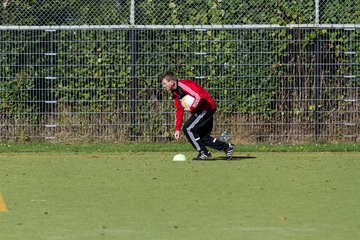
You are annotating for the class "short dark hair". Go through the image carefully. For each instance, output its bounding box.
[160,71,177,82]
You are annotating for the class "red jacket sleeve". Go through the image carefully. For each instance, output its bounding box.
[178,81,204,112]
[174,97,184,131]
[189,93,203,112]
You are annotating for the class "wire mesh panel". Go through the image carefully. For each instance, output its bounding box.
[135,28,359,143]
[0,1,359,143]
[1,0,130,25]
[320,1,360,24]
[1,0,359,26]
[0,27,358,143]
[0,29,133,141]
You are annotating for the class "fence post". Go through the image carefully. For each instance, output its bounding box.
[130,0,135,25]
[315,0,320,26]
[129,0,137,141]
[130,29,138,141]
[314,31,320,141]
[314,1,321,142]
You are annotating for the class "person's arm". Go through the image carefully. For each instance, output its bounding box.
[174,98,184,139]
[189,93,203,112]
[179,81,204,112]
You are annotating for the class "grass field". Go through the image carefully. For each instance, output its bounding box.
[0,144,359,240]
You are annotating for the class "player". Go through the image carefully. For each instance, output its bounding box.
[161,71,235,160]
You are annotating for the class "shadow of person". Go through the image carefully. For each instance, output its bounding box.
[193,155,256,161]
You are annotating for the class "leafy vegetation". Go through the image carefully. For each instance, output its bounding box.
[0,1,359,142]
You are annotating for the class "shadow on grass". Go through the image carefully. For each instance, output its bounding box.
[192,155,256,161]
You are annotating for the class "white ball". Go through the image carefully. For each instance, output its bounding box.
[180,95,195,109]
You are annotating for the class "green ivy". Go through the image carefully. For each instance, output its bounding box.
[0,1,359,142]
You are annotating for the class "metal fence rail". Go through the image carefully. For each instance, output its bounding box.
[0,26,358,143]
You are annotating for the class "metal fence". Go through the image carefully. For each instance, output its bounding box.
[0,1,359,143]
[1,0,360,25]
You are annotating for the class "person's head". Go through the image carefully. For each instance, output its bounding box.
[161,71,177,92]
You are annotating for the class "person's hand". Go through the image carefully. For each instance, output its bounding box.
[184,107,191,112]
[174,131,180,140]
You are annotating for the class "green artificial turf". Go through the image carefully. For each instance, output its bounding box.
[0,142,359,153]
[0,151,359,240]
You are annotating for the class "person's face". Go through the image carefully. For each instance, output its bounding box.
[162,78,175,92]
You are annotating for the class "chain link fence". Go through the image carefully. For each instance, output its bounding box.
[1,0,359,25]
[0,1,359,143]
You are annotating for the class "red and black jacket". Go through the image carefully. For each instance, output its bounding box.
[171,79,216,131]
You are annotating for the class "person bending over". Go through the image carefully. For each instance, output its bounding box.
[161,71,235,160]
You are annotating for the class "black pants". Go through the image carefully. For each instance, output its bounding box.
[183,109,227,152]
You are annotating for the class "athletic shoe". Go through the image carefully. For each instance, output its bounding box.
[194,150,212,160]
[225,143,235,159]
